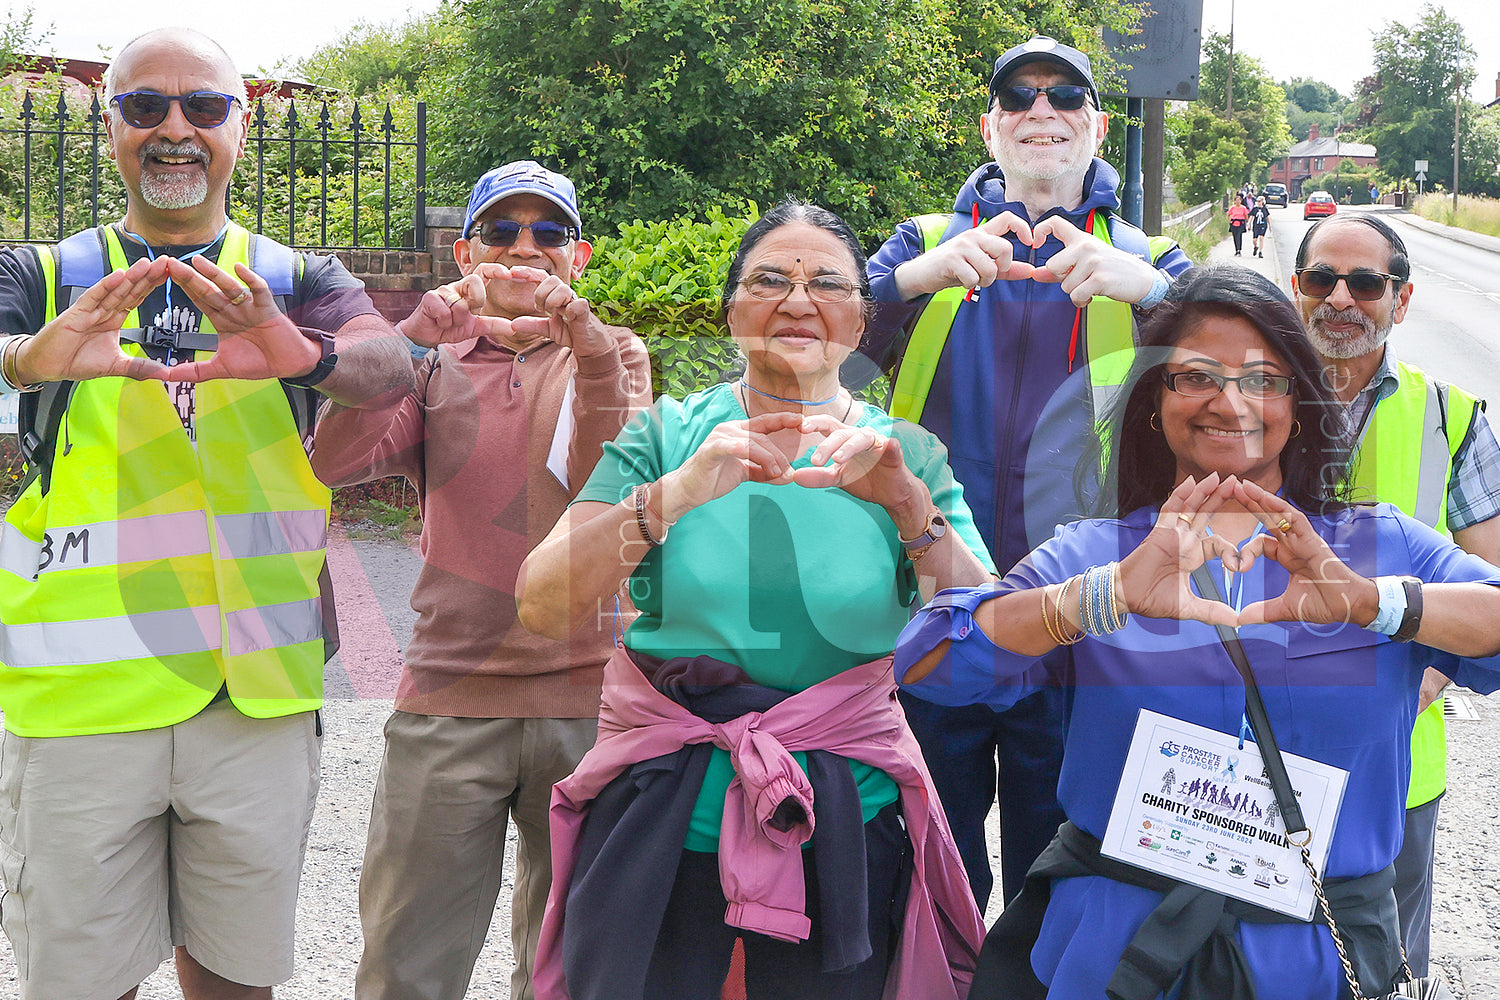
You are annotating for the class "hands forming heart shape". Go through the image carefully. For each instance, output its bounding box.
[1120,473,1378,631]
[655,410,931,529]
[899,211,1162,308]
[21,254,325,385]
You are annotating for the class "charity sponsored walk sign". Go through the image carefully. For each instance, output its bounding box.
[0,394,16,435]
[1101,710,1349,920]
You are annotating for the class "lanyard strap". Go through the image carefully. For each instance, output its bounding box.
[1188,564,1308,838]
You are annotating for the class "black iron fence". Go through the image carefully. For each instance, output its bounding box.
[0,88,426,252]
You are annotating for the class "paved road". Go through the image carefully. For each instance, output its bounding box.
[5,207,1500,998]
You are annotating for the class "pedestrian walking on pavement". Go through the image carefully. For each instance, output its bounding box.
[1228,199,1249,255]
[1250,196,1270,257]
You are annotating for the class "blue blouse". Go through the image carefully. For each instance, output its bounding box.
[896,503,1500,1000]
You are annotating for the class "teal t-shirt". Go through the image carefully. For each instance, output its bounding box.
[575,382,994,850]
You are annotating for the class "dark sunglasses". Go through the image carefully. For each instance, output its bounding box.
[993,84,1092,113]
[1295,267,1400,301]
[474,220,579,248]
[111,91,241,129]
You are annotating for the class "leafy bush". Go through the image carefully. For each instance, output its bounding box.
[575,203,753,399]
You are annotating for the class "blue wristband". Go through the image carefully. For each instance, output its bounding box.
[1137,270,1171,310]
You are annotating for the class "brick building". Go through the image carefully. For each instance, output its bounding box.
[1268,123,1378,199]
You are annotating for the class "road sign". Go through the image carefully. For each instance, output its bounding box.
[1102,1,1203,99]
[1416,160,1430,173]
[1416,171,1427,181]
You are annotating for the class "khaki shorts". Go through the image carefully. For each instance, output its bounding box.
[0,701,321,1000]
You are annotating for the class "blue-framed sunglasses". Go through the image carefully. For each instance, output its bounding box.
[110,91,242,129]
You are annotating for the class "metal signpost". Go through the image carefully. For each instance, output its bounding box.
[1104,1,1204,232]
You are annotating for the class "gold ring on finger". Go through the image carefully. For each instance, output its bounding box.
[1177,513,1194,527]
[1275,518,1292,533]
[229,290,249,305]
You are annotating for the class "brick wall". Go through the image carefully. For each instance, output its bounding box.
[333,207,463,325]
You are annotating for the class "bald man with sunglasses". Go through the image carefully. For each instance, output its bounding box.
[0,27,414,1000]
[312,161,650,1000]
[1293,213,1500,978]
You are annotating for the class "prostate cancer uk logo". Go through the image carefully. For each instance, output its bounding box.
[1160,739,1222,771]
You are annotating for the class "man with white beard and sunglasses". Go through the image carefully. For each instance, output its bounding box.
[0,26,413,1000]
[1293,213,1500,979]
[860,35,1192,912]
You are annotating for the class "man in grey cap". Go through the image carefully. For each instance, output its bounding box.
[866,36,1193,908]
[313,160,651,1000]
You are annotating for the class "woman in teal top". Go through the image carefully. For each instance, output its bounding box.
[519,200,995,999]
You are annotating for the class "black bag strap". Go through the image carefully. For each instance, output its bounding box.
[1188,564,1309,838]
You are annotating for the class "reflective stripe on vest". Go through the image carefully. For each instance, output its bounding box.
[890,211,1141,424]
[0,597,323,669]
[1349,362,1481,807]
[0,225,328,736]
[0,508,325,580]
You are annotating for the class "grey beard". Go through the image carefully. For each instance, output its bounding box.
[1306,304,1390,360]
[141,172,209,210]
[138,142,211,210]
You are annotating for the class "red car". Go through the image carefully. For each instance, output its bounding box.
[1303,191,1338,220]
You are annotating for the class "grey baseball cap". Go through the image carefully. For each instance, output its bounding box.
[987,36,1100,110]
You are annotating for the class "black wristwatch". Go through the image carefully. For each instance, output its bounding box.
[1392,577,1423,643]
[283,328,338,388]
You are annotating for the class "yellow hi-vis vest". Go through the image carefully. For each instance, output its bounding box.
[888,210,1176,425]
[1347,360,1482,808]
[0,223,330,737]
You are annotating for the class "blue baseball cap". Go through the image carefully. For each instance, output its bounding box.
[988,36,1100,110]
[460,160,582,239]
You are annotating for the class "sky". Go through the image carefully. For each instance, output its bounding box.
[1200,0,1500,104]
[6,0,445,76]
[8,0,1500,103]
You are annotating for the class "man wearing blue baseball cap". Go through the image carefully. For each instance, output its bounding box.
[864,36,1194,910]
[313,160,650,1000]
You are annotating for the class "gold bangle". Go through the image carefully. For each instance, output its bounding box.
[1041,582,1070,645]
[1044,577,1084,645]
[1,335,41,393]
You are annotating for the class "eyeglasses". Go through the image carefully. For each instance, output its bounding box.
[738,272,859,303]
[110,91,241,129]
[1295,266,1400,301]
[993,84,1092,113]
[1162,369,1296,400]
[474,220,579,248]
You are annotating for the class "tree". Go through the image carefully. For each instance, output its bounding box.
[1281,77,1349,142]
[425,0,1141,240]
[1166,101,1247,205]
[1358,4,1474,189]
[1,3,53,73]
[291,10,462,97]
[1195,33,1292,175]
[1166,33,1289,203]
[1281,78,1343,114]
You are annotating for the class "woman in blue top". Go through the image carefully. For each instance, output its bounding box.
[896,265,1500,1000]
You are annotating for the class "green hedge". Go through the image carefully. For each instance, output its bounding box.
[574,203,753,400]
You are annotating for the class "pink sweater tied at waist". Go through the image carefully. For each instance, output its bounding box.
[533,645,985,1000]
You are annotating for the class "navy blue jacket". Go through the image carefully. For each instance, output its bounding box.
[864,159,1192,574]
